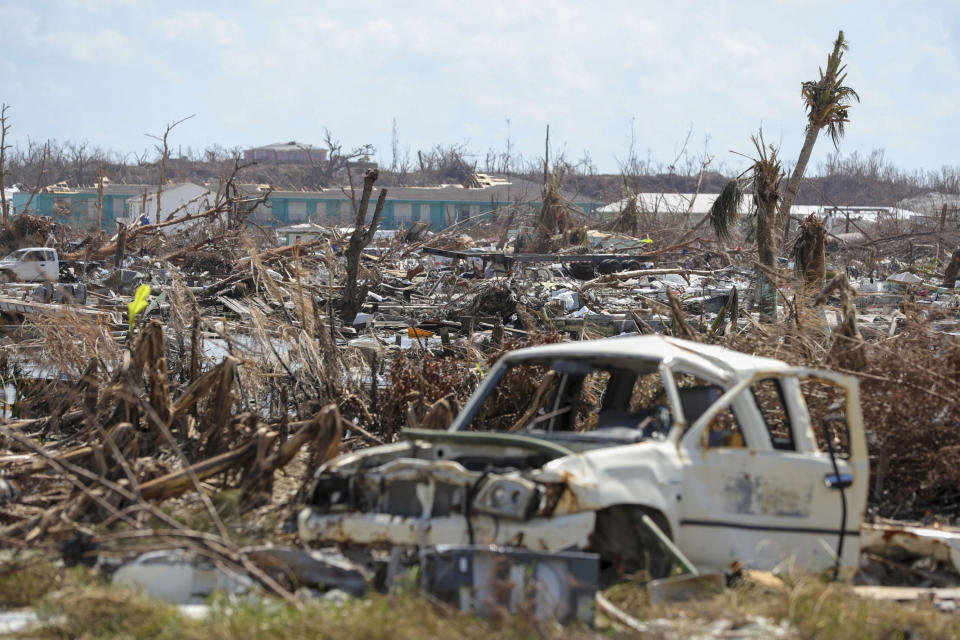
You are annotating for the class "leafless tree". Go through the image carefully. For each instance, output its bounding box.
[314,129,375,186]
[0,104,10,224]
[415,143,475,183]
[340,168,385,321]
[96,166,105,229]
[390,117,399,173]
[67,141,90,186]
[146,114,195,224]
[19,142,50,215]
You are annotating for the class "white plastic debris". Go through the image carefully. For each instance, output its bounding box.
[888,271,923,284]
[549,289,580,312]
[112,550,254,604]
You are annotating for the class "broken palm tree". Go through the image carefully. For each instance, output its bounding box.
[532,171,573,253]
[780,30,859,243]
[814,272,866,370]
[610,188,640,237]
[792,213,827,290]
[943,248,960,288]
[709,129,784,318]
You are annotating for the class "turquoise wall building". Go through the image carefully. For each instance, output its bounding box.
[10,176,600,232]
[263,177,599,230]
[11,184,146,231]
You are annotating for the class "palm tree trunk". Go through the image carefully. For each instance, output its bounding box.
[780,126,820,244]
[756,202,778,318]
[757,203,777,268]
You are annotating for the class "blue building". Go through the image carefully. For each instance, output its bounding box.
[11,183,148,231]
[255,175,600,230]
[11,174,600,232]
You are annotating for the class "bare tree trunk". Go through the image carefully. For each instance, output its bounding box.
[943,249,960,288]
[156,146,165,224]
[0,104,9,226]
[780,126,820,245]
[147,115,194,225]
[20,143,49,215]
[96,167,104,230]
[115,223,127,268]
[340,169,386,321]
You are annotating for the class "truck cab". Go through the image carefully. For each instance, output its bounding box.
[0,248,59,282]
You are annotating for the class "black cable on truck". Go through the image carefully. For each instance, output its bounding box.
[823,415,848,580]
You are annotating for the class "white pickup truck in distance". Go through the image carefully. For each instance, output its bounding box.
[0,248,59,282]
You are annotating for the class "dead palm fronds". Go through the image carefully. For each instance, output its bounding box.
[750,131,784,268]
[708,130,783,266]
[533,172,572,252]
[666,289,698,340]
[792,213,827,288]
[708,180,743,241]
[943,249,960,288]
[611,193,640,236]
[830,282,866,370]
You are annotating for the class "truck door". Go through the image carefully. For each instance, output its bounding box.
[676,374,864,572]
[18,250,43,282]
[39,250,57,281]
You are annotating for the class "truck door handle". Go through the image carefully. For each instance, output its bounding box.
[824,473,853,489]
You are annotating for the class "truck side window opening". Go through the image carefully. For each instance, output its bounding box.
[470,361,675,435]
[22,252,39,262]
[751,378,795,450]
[468,363,558,432]
[704,407,746,448]
[673,373,746,448]
[573,370,610,431]
[801,379,851,458]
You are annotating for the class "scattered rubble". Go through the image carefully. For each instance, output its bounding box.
[0,167,959,627]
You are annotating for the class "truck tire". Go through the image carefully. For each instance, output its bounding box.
[0,272,12,284]
[593,505,674,584]
[598,259,622,275]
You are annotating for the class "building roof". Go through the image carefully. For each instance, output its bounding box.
[597,193,922,220]
[276,223,328,234]
[138,182,211,202]
[247,141,321,152]
[597,193,752,216]
[261,175,599,205]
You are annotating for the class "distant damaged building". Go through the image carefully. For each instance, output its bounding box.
[10,173,600,233]
[243,141,327,164]
[253,174,600,230]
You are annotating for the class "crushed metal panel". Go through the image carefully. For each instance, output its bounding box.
[422,545,598,625]
[861,522,960,573]
[297,510,595,552]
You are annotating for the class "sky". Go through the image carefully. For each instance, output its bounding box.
[1,0,958,177]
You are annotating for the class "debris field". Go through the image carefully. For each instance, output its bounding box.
[0,167,960,627]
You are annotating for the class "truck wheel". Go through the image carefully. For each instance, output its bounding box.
[0,272,12,284]
[598,259,622,275]
[593,506,674,584]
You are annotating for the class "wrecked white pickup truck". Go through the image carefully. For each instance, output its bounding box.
[0,247,59,282]
[300,336,867,580]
